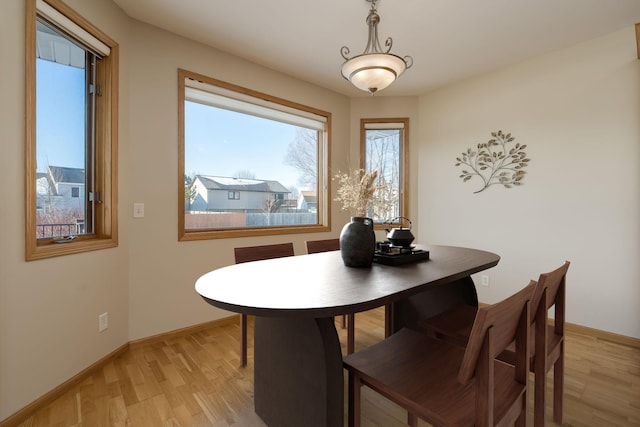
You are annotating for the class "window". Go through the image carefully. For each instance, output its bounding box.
[361,118,409,227]
[179,69,330,240]
[26,0,118,260]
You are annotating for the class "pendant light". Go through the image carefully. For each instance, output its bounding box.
[340,0,413,94]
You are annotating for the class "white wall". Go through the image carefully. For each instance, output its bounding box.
[418,26,640,338]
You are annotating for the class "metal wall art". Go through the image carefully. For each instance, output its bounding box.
[455,130,530,194]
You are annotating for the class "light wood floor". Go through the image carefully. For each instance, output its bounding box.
[14,307,640,426]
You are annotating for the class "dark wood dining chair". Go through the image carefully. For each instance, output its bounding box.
[420,261,570,427]
[305,238,356,354]
[233,242,295,367]
[343,281,535,427]
[304,238,340,254]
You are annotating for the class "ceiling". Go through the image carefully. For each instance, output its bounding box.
[112,0,640,97]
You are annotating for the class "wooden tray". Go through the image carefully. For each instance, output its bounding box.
[373,249,430,266]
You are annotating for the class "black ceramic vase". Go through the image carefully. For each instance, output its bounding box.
[339,216,376,267]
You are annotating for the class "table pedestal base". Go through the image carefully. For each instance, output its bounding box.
[254,316,343,427]
[390,276,479,333]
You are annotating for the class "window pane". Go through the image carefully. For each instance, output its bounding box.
[365,129,400,221]
[35,20,89,239]
[184,99,320,230]
[27,0,118,260]
[361,119,409,225]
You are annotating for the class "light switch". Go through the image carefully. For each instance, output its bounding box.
[133,203,145,218]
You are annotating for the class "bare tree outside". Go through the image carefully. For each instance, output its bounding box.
[264,198,283,213]
[284,128,317,189]
[365,129,401,221]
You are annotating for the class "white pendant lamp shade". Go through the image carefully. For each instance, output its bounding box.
[341,53,408,94]
[340,0,412,95]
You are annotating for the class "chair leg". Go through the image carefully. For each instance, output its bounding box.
[341,314,347,329]
[553,347,564,424]
[347,313,355,354]
[240,314,248,367]
[407,412,418,427]
[513,365,528,427]
[384,304,392,337]
[515,392,527,427]
[534,360,547,427]
[348,371,362,427]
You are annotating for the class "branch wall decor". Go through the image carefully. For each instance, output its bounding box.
[455,130,530,194]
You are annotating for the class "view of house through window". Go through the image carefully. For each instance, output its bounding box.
[26,0,118,260]
[179,70,330,239]
[35,18,94,239]
[361,118,409,225]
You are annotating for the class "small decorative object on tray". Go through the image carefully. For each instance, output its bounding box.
[373,241,430,265]
[383,217,415,247]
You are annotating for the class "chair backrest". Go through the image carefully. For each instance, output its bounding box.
[234,243,295,264]
[458,281,535,384]
[305,238,340,254]
[526,261,570,364]
[530,261,570,326]
[458,282,535,425]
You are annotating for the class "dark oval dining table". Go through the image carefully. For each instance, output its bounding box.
[195,244,499,427]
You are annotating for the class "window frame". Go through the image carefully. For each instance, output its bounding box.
[25,0,119,260]
[178,69,331,241]
[360,118,409,229]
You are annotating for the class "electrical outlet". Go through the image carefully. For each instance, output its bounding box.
[133,203,145,218]
[99,312,109,332]
[481,275,490,287]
